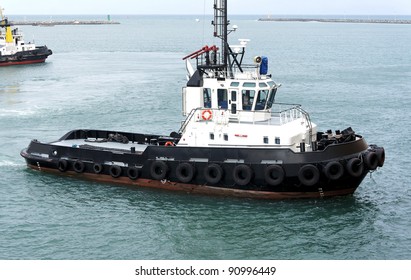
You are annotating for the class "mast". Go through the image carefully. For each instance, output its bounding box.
[184,0,245,78]
[0,6,13,43]
[212,0,228,69]
[212,0,244,77]
[0,6,7,27]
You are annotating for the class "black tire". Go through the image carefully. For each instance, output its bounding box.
[93,163,103,174]
[109,165,122,178]
[323,161,344,180]
[127,167,140,180]
[204,163,223,185]
[150,161,168,180]
[364,152,378,170]
[264,165,285,186]
[73,160,85,173]
[346,158,364,178]
[298,164,320,186]
[376,148,385,167]
[233,164,253,186]
[176,162,195,183]
[58,159,68,172]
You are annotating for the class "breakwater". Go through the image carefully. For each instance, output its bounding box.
[258,18,411,24]
[11,20,120,26]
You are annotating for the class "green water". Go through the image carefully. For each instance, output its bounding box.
[0,15,410,259]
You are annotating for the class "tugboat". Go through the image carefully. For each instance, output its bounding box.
[21,0,384,199]
[0,7,52,66]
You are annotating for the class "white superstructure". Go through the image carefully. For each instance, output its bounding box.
[0,25,36,56]
[179,55,317,152]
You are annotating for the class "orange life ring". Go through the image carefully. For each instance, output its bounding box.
[165,141,174,147]
[201,109,213,121]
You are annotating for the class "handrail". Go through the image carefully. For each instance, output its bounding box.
[178,107,198,134]
[272,103,313,146]
[178,104,313,146]
[279,104,313,146]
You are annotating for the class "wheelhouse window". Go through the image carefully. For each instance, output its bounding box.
[266,88,277,109]
[203,88,211,108]
[255,89,270,110]
[231,90,237,101]
[243,82,256,88]
[217,89,228,109]
[242,90,255,110]
[230,90,238,114]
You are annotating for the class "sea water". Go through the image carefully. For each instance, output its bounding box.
[0,15,410,259]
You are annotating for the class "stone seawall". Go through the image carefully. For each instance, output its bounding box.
[11,20,120,26]
[258,18,411,24]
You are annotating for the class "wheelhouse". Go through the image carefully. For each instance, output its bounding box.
[183,78,278,115]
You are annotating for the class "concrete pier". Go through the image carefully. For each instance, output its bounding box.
[258,18,411,24]
[10,20,120,26]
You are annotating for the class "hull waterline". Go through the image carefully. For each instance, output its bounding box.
[23,162,359,200]
[0,58,46,66]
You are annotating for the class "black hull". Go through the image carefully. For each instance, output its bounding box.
[0,46,52,66]
[20,129,385,199]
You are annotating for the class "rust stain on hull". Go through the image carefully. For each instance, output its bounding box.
[26,164,356,200]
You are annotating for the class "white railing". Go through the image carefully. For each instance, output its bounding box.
[271,103,306,125]
[178,103,313,146]
[180,103,311,127]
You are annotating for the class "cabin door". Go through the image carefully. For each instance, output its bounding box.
[229,89,238,117]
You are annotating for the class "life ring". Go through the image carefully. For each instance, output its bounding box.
[150,160,169,180]
[298,164,320,186]
[204,163,223,184]
[176,162,195,183]
[376,148,385,167]
[127,166,140,180]
[201,109,213,121]
[346,158,363,178]
[233,164,253,186]
[58,159,68,172]
[165,141,174,147]
[109,165,122,178]
[363,152,378,170]
[323,161,344,180]
[264,165,284,186]
[73,160,85,173]
[93,163,103,174]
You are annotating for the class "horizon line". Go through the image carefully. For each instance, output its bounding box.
[6,13,411,16]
